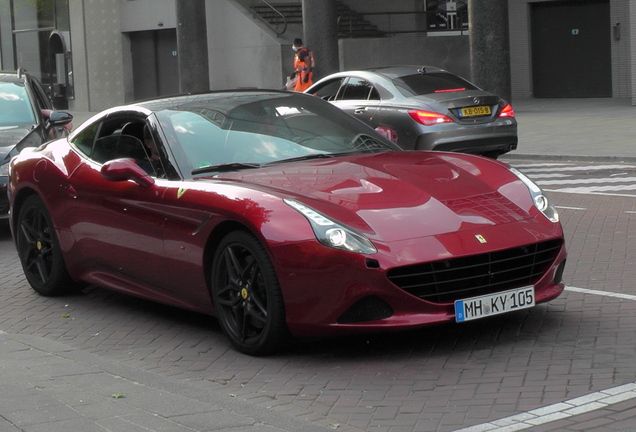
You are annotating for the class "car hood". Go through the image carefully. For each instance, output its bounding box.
[0,126,39,162]
[215,152,529,242]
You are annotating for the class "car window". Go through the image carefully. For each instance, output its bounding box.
[71,117,166,178]
[307,78,345,101]
[29,78,53,111]
[0,82,37,126]
[393,72,478,97]
[369,87,380,100]
[155,93,400,177]
[71,122,99,156]
[168,111,233,170]
[338,78,379,101]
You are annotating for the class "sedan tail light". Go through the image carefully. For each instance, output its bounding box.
[408,110,454,126]
[498,104,515,118]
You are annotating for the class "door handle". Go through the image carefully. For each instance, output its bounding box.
[354,109,366,115]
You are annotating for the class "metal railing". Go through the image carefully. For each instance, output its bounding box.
[249,0,288,35]
[338,10,469,38]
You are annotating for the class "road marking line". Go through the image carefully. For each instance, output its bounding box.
[512,163,574,168]
[454,287,636,432]
[553,185,636,193]
[453,383,636,432]
[547,189,636,198]
[520,164,636,173]
[555,206,587,210]
[537,176,636,186]
[524,173,570,179]
[565,286,636,301]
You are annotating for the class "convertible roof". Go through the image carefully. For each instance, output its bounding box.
[137,90,296,114]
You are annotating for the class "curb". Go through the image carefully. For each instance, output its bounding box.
[500,153,636,163]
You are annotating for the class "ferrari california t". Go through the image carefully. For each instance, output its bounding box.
[305,66,517,159]
[8,90,565,355]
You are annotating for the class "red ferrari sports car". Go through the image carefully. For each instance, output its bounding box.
[8,90,566,355]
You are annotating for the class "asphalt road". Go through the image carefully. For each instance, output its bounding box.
[1,158,636,432]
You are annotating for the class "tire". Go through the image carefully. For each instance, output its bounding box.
[16,195,78,296]
[211,230,289,355]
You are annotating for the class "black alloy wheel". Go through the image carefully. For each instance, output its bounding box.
[212,230,288,355]
[17,195,76,296]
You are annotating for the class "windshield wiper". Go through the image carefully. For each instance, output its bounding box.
[263,153,342,166]
[191,162,261,175]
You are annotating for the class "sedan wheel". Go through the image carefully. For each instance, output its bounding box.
[17,195,76,296]
[212,231,288,355]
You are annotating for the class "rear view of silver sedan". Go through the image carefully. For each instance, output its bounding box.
[305,66,517,159]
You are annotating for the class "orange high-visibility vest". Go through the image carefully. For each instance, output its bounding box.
[293,48,314,92]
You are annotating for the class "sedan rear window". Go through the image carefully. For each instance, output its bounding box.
[393,73,477,97]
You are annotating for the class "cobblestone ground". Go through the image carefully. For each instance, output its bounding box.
[1,187,635,431]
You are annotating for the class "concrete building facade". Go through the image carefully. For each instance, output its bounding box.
[508,0,634,101]
[0,0,634,112]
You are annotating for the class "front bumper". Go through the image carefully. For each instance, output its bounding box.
[272,219,566,337]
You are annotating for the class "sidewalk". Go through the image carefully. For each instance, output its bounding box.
[0,331,334,432]
[504,97,636,161]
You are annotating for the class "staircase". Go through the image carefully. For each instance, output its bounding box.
[250,1,385,38]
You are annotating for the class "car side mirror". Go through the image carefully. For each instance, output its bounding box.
[101,158,155,188]
[42,110,73,126]
[42,110,74,135]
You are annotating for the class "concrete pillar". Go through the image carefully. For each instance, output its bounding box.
[301,0,339,80]
[175,0,209,94]
[468,0,511,102]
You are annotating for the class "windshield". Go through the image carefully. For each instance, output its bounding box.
[393,72,478,97]
[154,93,400,177]
[0,82,36,127]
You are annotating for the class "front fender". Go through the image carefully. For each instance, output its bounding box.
[9,140,81,246]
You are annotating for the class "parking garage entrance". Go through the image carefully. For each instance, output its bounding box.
[531,0,611,98]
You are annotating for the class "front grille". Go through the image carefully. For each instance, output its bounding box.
[387,239,563,304]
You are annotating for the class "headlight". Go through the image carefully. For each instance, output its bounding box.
[509,167,559,223]
[284,199,377,254]
[0,162,9,177]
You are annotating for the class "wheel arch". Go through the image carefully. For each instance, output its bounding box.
[10,187,39,237]
[202,220,255,296]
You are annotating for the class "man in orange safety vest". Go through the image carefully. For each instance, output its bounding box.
[291,38,314,92]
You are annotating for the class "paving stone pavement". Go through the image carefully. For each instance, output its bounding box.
[1,98,636,431]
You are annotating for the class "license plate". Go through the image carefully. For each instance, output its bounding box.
[459,106,491,117]
[455,286,535,322]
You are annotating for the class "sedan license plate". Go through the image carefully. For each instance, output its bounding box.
[459,106,491,117]
[455,286,535,322]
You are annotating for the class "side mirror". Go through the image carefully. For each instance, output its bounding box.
[42,109,73,126]
[48,110,74,126]
[101,158,155,188]
[42,110,74,134]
